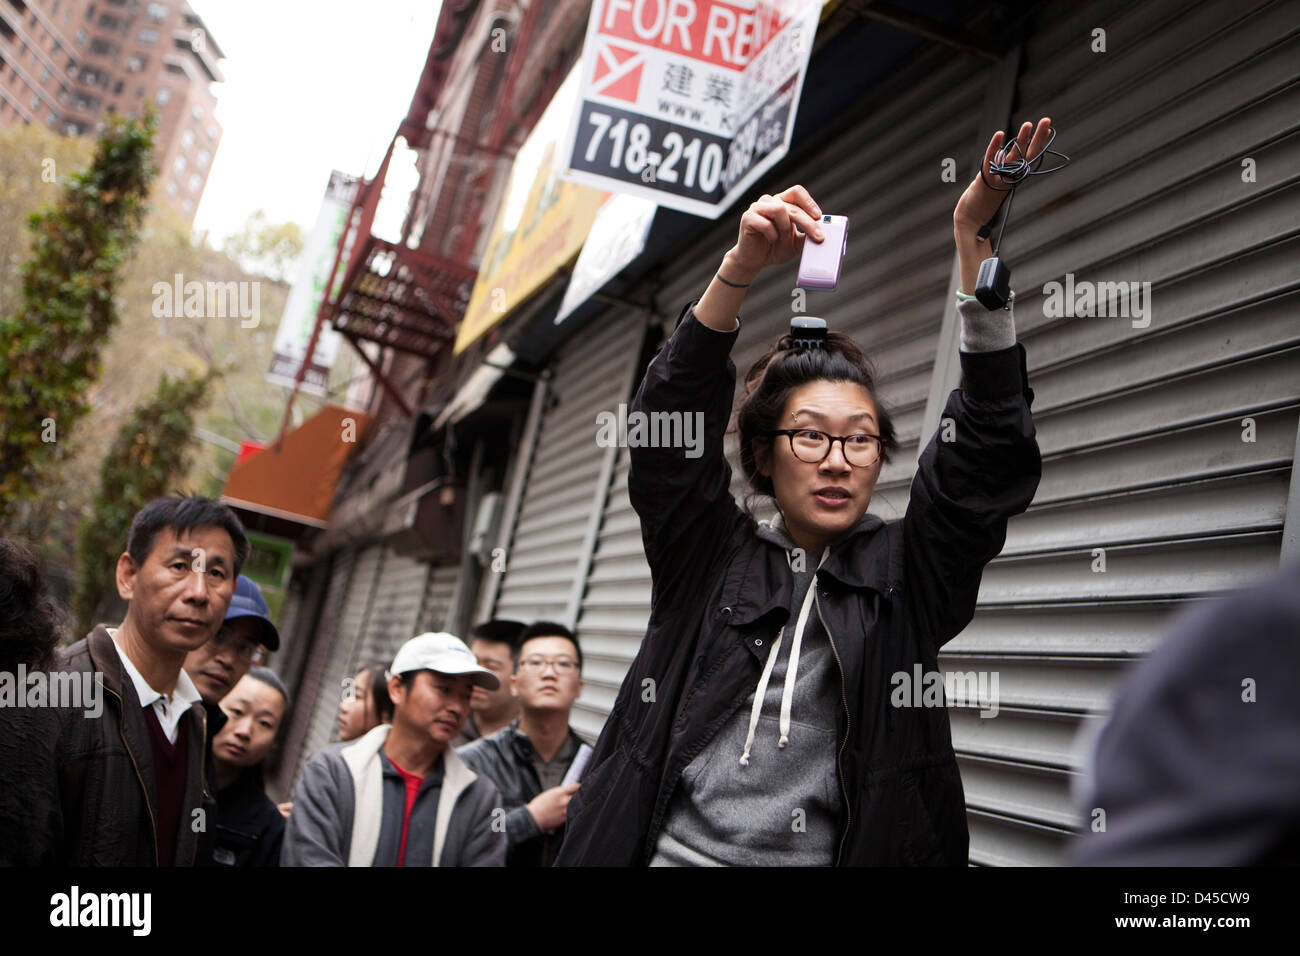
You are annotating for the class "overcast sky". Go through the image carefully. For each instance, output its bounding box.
[190,0,440,254]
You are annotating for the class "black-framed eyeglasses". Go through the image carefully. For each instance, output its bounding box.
[771,428,882,467]
[517,655,579,674]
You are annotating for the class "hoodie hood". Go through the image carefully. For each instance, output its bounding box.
[736,507,898,765]
[735,508,876,766]
[755,508,884,554]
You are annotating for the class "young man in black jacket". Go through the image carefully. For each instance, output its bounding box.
[458,622,590,866]
[451,618,525,747]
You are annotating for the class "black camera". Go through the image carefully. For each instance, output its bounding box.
[975,256,1012,310]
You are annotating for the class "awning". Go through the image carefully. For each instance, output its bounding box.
[433,342,515,429]
[222,405,373,528]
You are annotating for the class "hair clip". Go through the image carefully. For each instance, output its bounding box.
[790,316,827,350]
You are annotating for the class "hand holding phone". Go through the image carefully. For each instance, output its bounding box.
[797,214,848,290]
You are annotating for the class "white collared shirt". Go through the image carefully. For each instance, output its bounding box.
[108,628,203,744]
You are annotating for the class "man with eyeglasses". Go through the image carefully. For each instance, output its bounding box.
[182,574,280,859]
[184,575,279,708]
[458,621,591,867]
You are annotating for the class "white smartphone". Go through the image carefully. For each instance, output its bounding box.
[797,214,849,290]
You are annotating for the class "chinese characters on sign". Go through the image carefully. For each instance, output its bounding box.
[561,0,823,218]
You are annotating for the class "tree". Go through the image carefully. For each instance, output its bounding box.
[0,125,94,319]
[0,113,158,526]
[72,371,215,632]
[223,209,306,283]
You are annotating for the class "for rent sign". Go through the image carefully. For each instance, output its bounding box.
[561,0,823,218]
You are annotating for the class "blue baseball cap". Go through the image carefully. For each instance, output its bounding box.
[223,575,280,651]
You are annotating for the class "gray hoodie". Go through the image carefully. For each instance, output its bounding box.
[651,512,882,866]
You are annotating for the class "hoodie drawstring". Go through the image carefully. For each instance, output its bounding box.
[778,572,819,748]
[739,626,783,766]
[739,546,829,765]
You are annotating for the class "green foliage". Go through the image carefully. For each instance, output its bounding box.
[72,370,215,632]
[0,114,158,525]
[223,209,306,283]
[0,125,95,319]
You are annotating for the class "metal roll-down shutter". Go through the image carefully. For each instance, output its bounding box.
[277,550,355,794]
[946,0,1300,865]
[491,315,645,627]
[294,545,386,782]
[349,550,430,673]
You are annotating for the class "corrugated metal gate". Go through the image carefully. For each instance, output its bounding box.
[946,0,1299,865]
[490,316,644,626]
[571,444,650,741]
[283,0,1296,860]
[276,549,356,797]
[348,551,430,674]
[292,545,386,785]
[273,582,304,664]
[420,562,461,634]
[510,0,1299,865]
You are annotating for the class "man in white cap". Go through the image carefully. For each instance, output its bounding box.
[281,632,506,866]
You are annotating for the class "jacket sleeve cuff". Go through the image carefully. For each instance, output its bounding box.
[958,292,1016,352]
[506,805,541,846]
[667,299,741,369]
[959,340,1032,403]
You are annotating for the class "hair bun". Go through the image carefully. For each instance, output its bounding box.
[789,316,828,350]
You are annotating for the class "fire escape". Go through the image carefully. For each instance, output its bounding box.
[276,0,577,439]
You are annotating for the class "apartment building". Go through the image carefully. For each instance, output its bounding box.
[0,0,223,223]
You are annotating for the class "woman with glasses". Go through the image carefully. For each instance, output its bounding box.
[556,121,1050,867]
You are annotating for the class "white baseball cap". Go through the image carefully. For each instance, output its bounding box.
[388,632,500,690]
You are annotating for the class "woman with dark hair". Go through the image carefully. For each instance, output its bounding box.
[0,539,68,674]
[337,663,395,742]
[210,667,291,866]
[556,121,1050,866]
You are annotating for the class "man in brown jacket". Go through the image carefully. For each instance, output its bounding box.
[0,495,249,865]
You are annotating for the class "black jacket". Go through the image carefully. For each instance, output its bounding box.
[0,625,217,866]
[554,302,1041,866]
[458,721,583,867]
[213,765,284,867]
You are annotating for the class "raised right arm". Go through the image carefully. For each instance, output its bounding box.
[629,186,827,585]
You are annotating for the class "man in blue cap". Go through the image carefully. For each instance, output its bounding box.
[184,574,280,707]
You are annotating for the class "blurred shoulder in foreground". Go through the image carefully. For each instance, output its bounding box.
[1071,559,1300,866]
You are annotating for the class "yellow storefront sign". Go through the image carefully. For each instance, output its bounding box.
[455,68,609,354]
